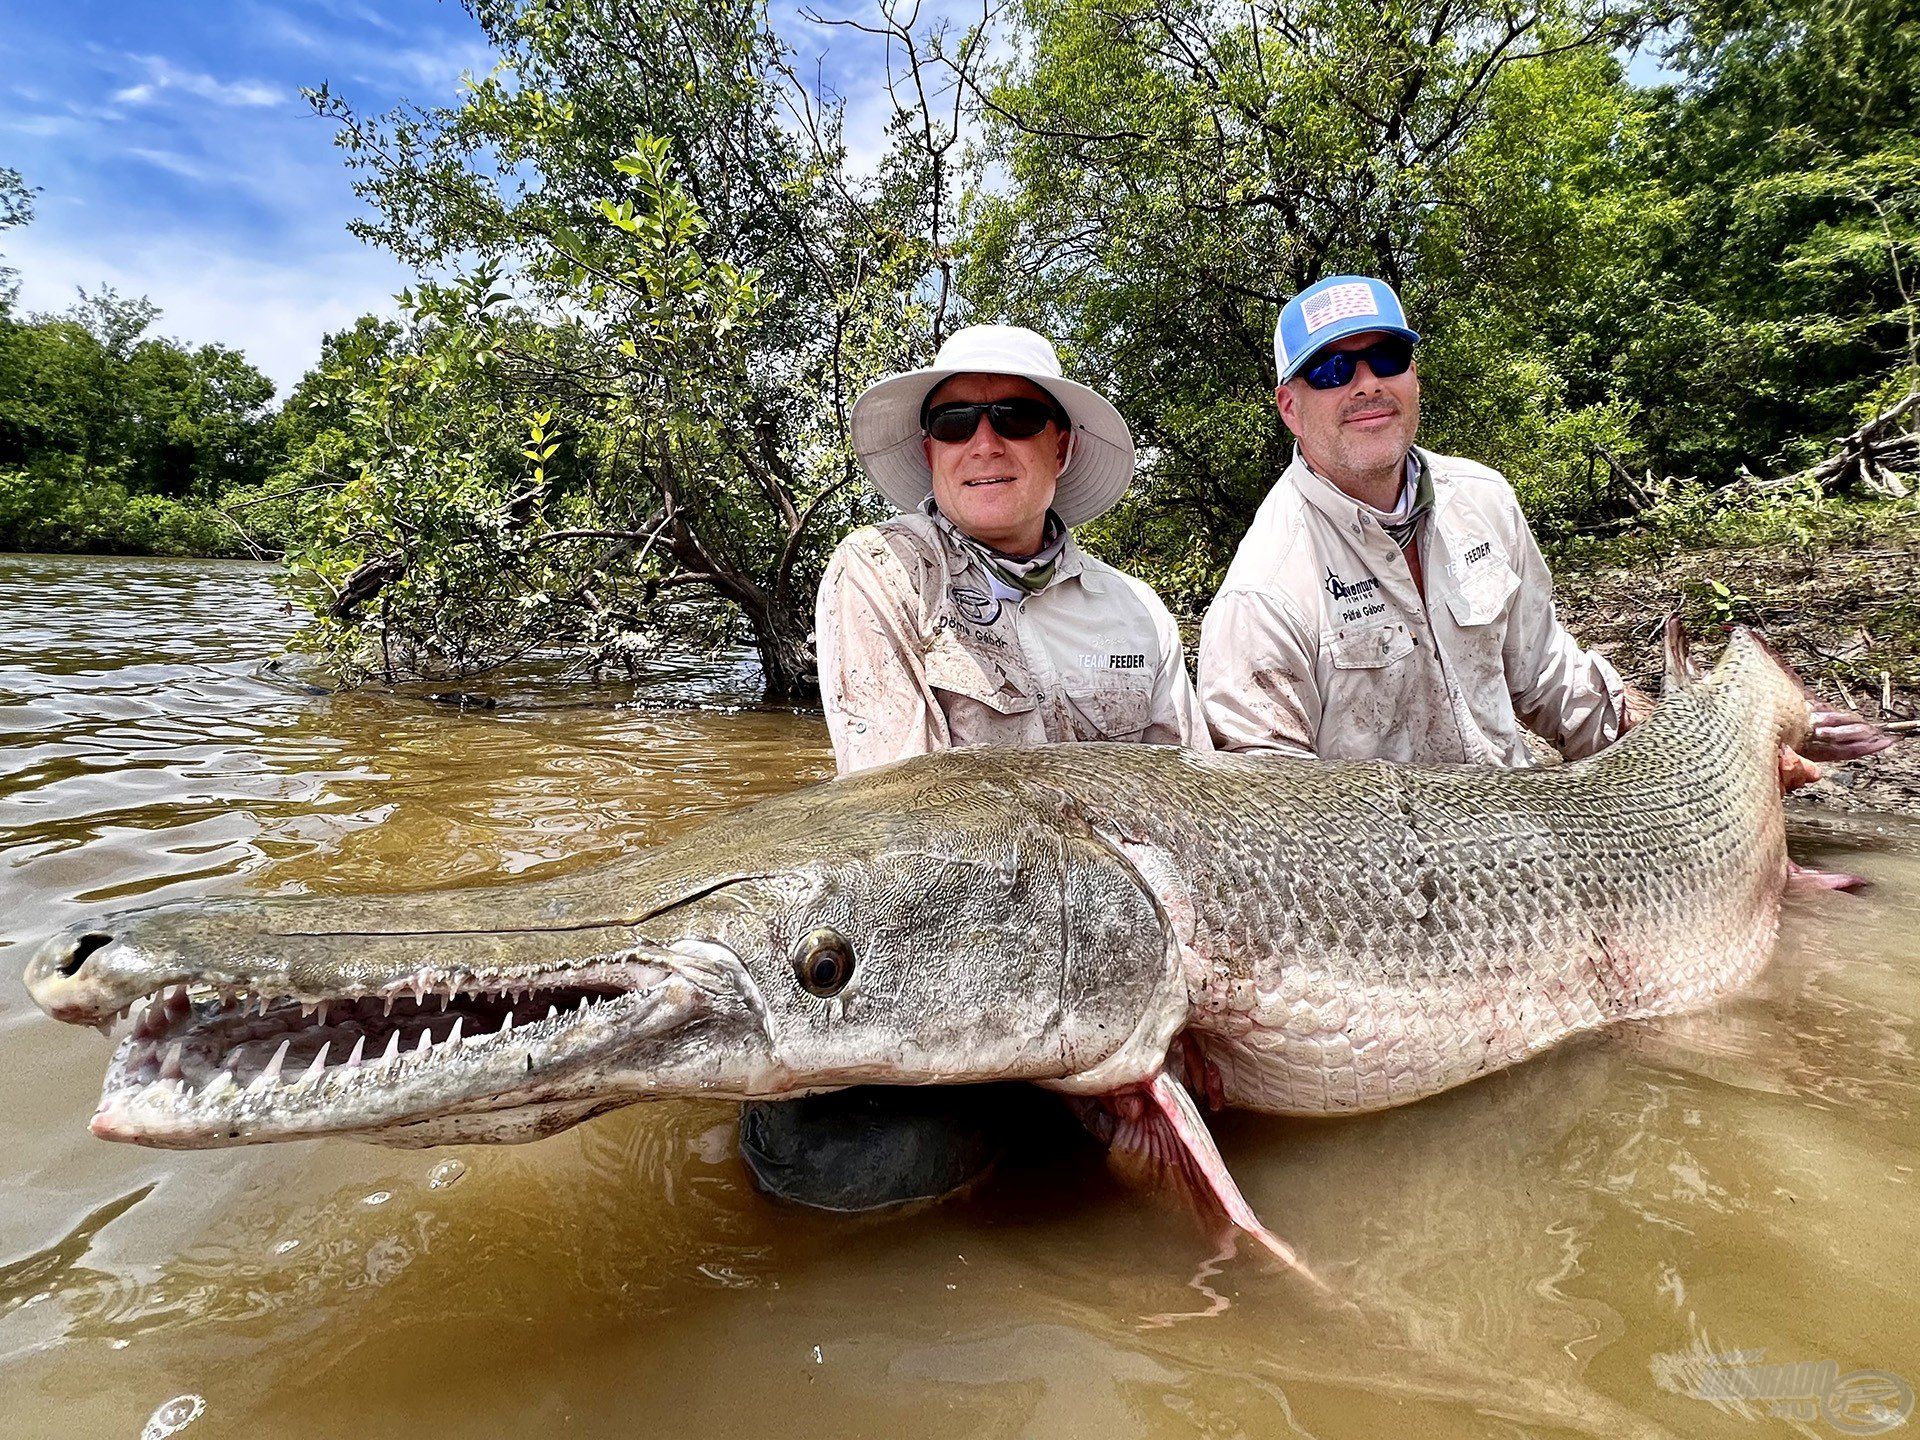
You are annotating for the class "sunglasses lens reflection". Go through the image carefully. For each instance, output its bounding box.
[925,400,1060,443]
[1302,337,1413,390]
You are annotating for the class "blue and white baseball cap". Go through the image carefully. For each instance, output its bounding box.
[1274,275,1420,383]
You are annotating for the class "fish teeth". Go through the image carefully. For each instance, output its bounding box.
[300,1043,330,1085]
[447,1016,463,1047]
[499,1011,513,1038]
[260,1038,292,1086]
[546,1004,559,1023]
[416,1029,432,1057]
[161,1043,185,1081]
[382,1030,402,1065]
[315,1001,330,1028]
[346,1035,367,1068]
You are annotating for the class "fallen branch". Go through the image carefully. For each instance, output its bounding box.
[1770,391,1920,498]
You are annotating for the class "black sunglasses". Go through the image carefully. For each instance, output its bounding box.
[1299,335,1415,390]
[923,398,1068,444]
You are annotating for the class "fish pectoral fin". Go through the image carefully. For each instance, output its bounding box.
[1787,858,1870,892]
[1079,1072,1326,1291]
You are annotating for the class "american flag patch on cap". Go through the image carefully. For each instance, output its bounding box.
[1301,282,1380,333]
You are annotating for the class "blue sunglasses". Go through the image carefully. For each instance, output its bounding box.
[1300,335,1415,390]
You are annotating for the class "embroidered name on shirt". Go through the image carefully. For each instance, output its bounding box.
[1445,541,1495,578]
[934,614,1008,649]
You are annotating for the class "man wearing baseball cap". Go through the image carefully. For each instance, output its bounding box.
[739,323,1208,1211]
[1198,275,1644,764]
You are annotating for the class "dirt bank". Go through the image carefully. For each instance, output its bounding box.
[1551,513,1920,816]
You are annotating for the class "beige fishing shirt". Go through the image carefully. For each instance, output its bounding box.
[1197,448,1626,765]
[817,513,1210,775]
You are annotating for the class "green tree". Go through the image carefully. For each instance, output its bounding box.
[0,165,32,309]
[0,290,276,494]
[1554,0,1920,481]
[0,285,279,555]
[963,0,1654,593]
[296,0,945,697]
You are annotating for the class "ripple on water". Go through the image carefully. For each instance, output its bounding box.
[2,553,1918,1440]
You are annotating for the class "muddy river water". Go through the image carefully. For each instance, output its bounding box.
[2,553,1917,1439]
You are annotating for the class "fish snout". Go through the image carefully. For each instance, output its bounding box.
[25,924,180,1028]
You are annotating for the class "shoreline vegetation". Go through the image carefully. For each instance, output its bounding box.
[3,1,1916,716]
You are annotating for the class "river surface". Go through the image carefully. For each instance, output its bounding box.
[2,553,1917,1440]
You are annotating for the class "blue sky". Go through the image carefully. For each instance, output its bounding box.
[1,1,502,389]
[0,0,901,393]
[1,3,1671,398]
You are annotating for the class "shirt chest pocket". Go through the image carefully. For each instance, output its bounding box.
[1445,558,1520,628]
[1064,669,1155,740]
[923,626,1037,716]
[1326,620,1416,671]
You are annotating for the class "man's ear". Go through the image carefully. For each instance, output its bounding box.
[923,434,936,469]
[1276,383,1303,439]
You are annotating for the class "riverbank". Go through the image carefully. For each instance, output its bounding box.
[1550,505,1920,815]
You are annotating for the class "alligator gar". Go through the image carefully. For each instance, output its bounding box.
[22,626,1894,1270]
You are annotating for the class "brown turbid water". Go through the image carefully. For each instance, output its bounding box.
[2,553,1917,1439]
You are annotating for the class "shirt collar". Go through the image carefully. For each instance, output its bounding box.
[1286,447,1437,533]
[923,499,1088,597]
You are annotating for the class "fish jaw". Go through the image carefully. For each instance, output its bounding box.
[35,921,774,1149]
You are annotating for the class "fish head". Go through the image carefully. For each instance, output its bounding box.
[25,751,1182,1148]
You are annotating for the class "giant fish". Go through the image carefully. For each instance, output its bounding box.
[22,626,1894,1275]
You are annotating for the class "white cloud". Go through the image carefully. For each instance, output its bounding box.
[7,221,415,393]
[245,5,495,95]
[0,112,91,138]
[113,56,286,110]
[126,146,212,182]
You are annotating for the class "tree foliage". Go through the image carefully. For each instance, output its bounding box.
[963,0,1664,591]
[0,165,32,308]
[3,0,1915,690]
[287,0,957,697]
[0,287,279,554]
[1544,0,1920,482]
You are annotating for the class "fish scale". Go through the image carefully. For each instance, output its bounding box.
[20,627,1891,1218]
[962,637,1795,1116]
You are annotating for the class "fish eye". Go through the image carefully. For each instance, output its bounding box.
[792,929,856,997]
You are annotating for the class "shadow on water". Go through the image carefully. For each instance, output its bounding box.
[2,555,1918,1439]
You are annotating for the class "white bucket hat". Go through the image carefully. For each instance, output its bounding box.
[849,325,1136,528]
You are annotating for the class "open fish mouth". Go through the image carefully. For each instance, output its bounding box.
[69,947,731,1148]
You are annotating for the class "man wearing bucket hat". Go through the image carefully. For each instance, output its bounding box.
[737,323,1207,1212]
[817,323,1206,769]
[1198,275,1646,764]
